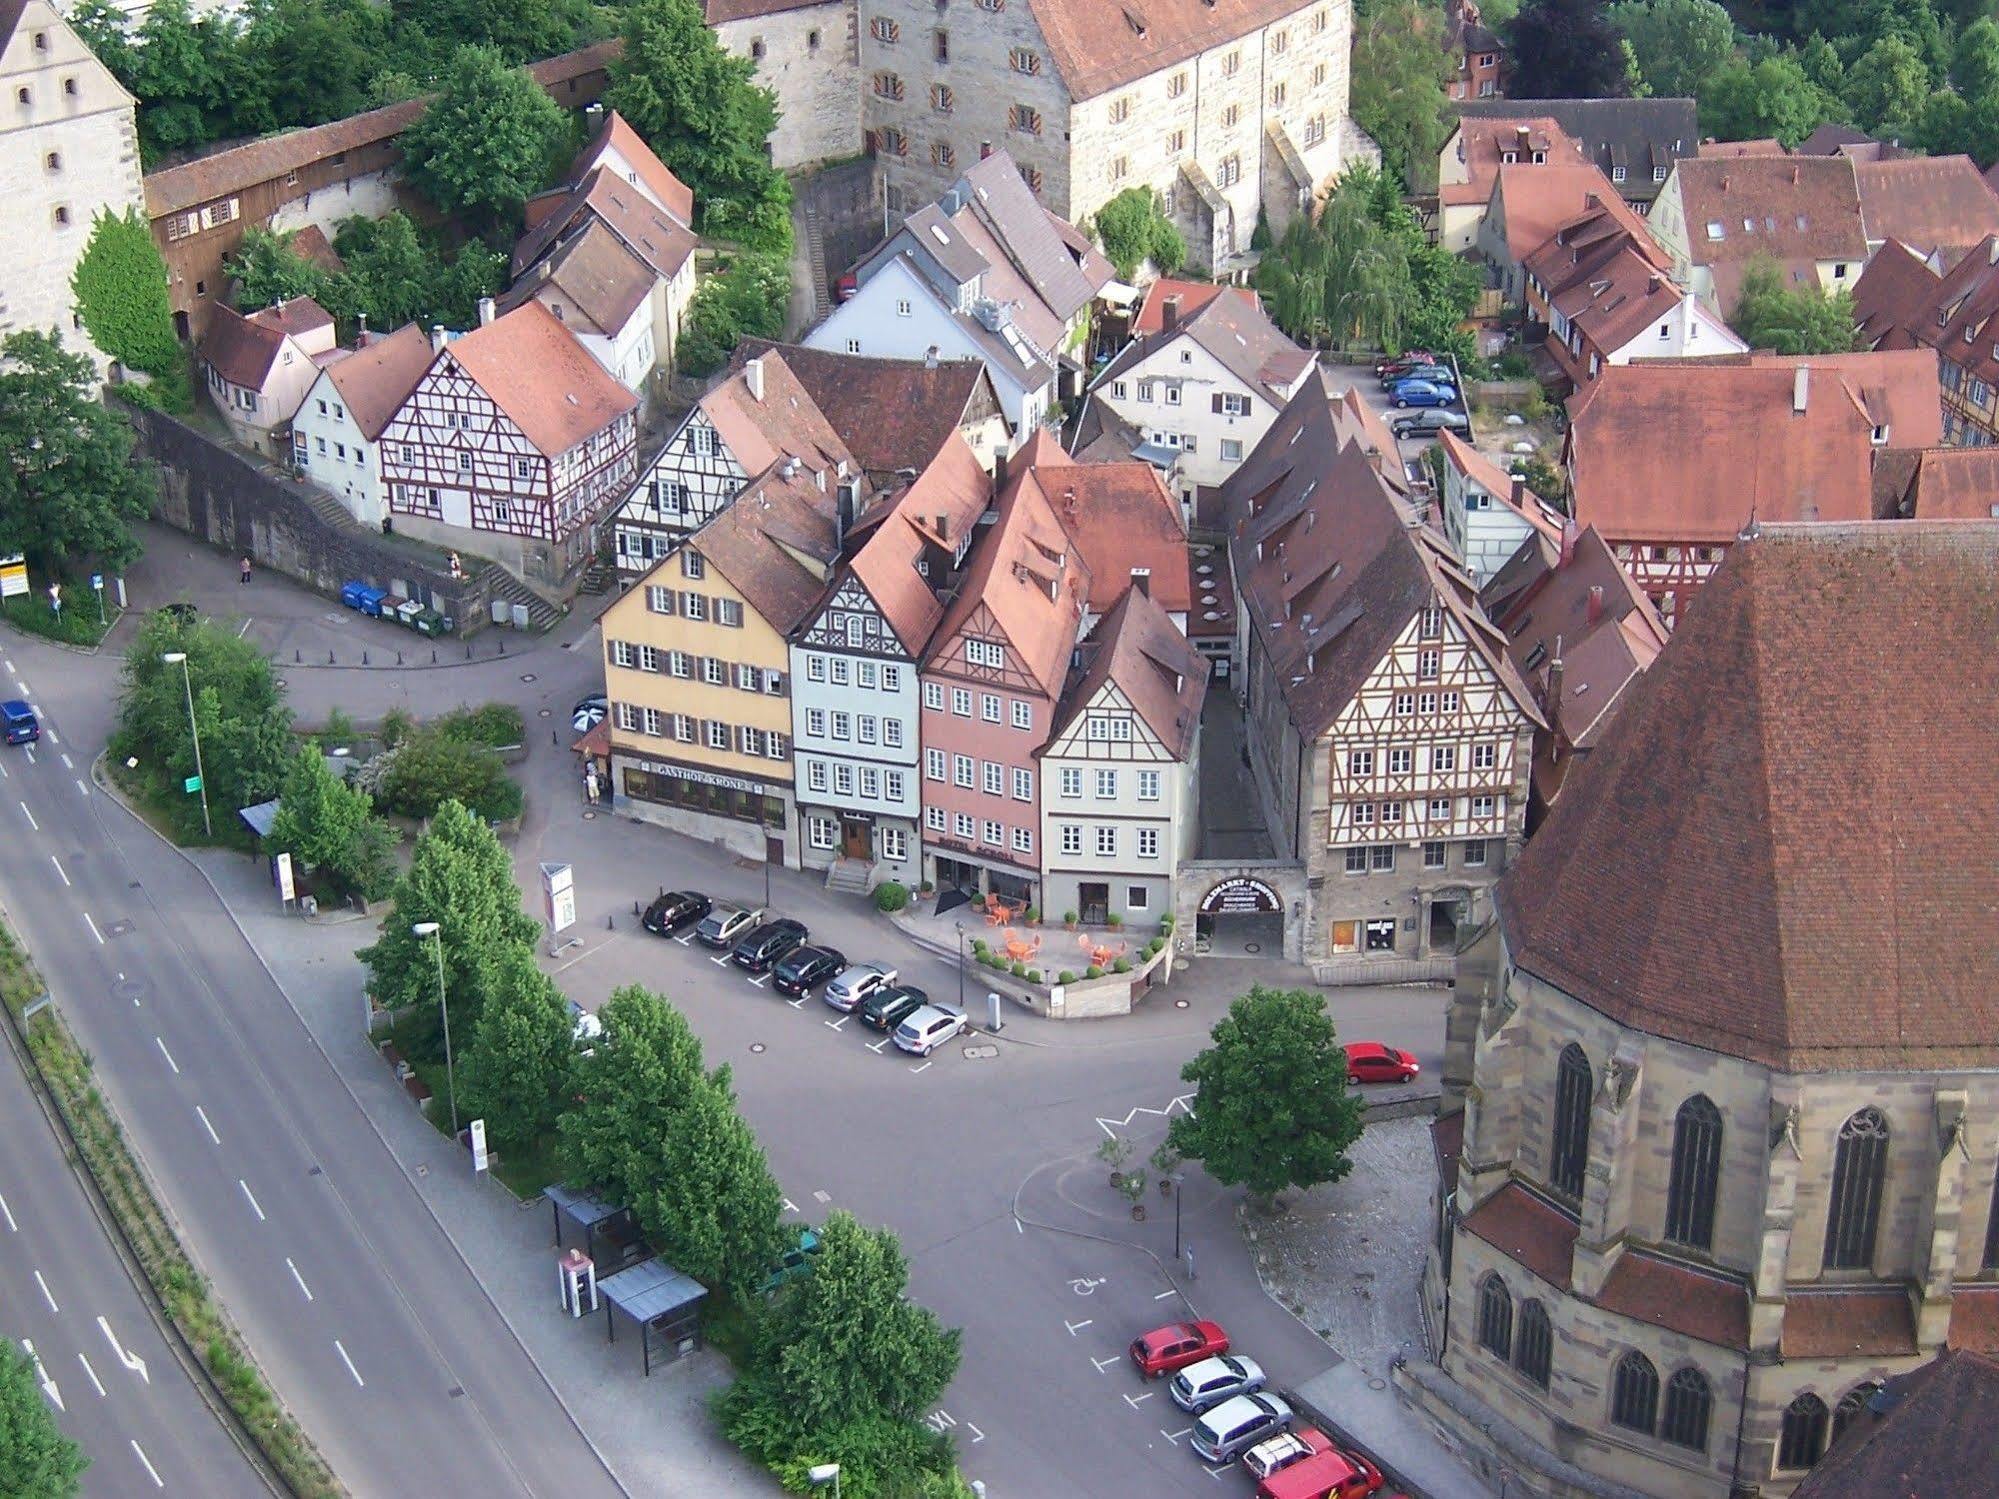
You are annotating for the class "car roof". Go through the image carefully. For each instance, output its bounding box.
[837,962,888,978]
[1198,1392,1285,1429]
[0,700,30,716]
[1346,1041,1391,1058]
[900,1005,951,1029]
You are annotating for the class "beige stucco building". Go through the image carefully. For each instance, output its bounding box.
[1407,523,1999,1499]
[0,0,144,369]
[707,0,860,173]
[857,0,1367,272]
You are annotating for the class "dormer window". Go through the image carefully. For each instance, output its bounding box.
[1654,165,1667,182]
[1532,150,1546,164]
[1871,424,1889,445]
[1705,221,1725,240]
[1501,150,1516,164]
[1611,165,1626,182]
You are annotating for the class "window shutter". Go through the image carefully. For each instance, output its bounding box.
[1211,393,1224,414]
[1239,395,1253,416]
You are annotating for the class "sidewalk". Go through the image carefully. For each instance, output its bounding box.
[185,846,770,1498]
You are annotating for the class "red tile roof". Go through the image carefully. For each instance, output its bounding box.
[1880,447,1999,521]
[1131,277,1260,336]
[511,167,698,283]
[739,340,1001,479]
[1441,116,1587,209]
[682,464,839,636]
[1949,1286,1999,1354]
[1460,1182,1576,1290]
[1524,207,1692,362]
[1495,521,1999,1072]
[442,301,636,457]
[1055,583,1207,761]
[1491,163,1656,264]
[499,218,655,336]
[1595,1251,1749,1350]
[1854,233,1999,394]
[1439,430,1563,546]
[701,348,857,480]
[1856,155,1999,262]
[1670,155,1868,273]
[1782,1288,1919,1359]
[199,297,331,390]
[1564,350,1943,543]
[288,224,345,276]
[1023,0,1330,101]
[1698,138,1787,158]
[568,109,693,227]
[1021,451,1191,618]
[846,435,992,655]
[318,322,434,440]
[1797,1348,1999,1499]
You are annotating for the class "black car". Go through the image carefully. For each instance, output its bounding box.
[732,918,809,973]
[642,889,711,936]
[1379,364,1453,389]
[773,944,847,997]
[1391,409,1471,439]
[859,984,929,1034]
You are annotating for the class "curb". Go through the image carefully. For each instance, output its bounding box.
[89,753,634,1497]
[0,618,112,656]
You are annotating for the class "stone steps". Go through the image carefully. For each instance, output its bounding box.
[824,858,873,894]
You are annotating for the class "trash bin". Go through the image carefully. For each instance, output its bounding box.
[356,585,388,617]
[395,599,424,630]
[340,581,369,611]
[413,609,445,637]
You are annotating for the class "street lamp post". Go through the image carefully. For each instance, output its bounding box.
[1173,1171,1185,1261]
[956,925,966,1009]
[412,921,458,1138]
[161,652,211,838]
[807,1463,840,1499]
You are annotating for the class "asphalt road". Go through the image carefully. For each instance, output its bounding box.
[0,1046,270,1498]
[0,647,622,1498]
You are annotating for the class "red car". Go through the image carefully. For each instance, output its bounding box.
[1256,1444,1385,1499]
[1130,1319,1230,1378]
[1374,349,1440,377]
[1344,1041,1420,1084]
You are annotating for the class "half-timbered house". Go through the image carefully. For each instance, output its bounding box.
[792,434,991,887]
[1040,585,1206,927]
[380,300,638,589]
[919,443,1092,903]
[1226,372,1541,980]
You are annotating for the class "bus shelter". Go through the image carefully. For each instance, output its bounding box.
[599,1258,708,1374]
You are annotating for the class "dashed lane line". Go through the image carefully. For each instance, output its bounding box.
[130,1439,164,1488]
[82,911,103,945]
[195,1105,219,1145]
[0,1192,15,1232]
[238,1180,266,1222]
[33,1269,58,1314]
[18,801,35,831]
[76,1353,105,1399]
[287,1258,314,1302]
[154,1037,179,1075]
[49,855,68,887]
[334,1339,365,1387]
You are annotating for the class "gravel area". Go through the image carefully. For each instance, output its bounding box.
[1243,1115,1435,1378]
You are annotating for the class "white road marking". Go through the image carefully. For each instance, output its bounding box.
[15,679,28,696]
[909,1060,933,1074]
[812,1189,832,1205]
[155,1036,178,1074]
[1015,1218,1023,1233]
[672,933,693,946]
[1070,1277,1106,1296]
[866,1036,890,1053]
[44,731,56,747]
[287,1258,314,1302]
[0,761,8,778]
[22,747,32,765]
[334,1339,364,1387]
[1154,1289,1178,1300]
[709,954,730,967]
[82,911,102,944]
[76,1352,105,1399]
[74,779,87,797]
[0,1192,15,1232]
[1065,1318,1093,1336]
[1091,1354,1121,1373]
[49,855,68,887]
[823,1016,848,1032]
[23,1341,61,1410]
[4,661,12,673]
[236,618,253,639]
[33,1269,58,1314]
[59,752,72,770]
[748,973,771,988]
[1125,1390,1155,1408]
[966,1423,985,1444]
[781,1197,797,1213]
[1207,1462,1232,1481]
[18,801,36,830]
[925,1408,958,1430]
[1096,1093,1196,1139]
[1162,1426,1194,1444]
[786,995,806,1009]
[195,1105,219,1145]
[130,1439,164,1488]
[238,1180,265,1221]
[98,1317,147,1384]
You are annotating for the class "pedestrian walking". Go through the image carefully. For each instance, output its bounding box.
[1185,1245,1196,1281]
[239,556,252,586]
[585,768,600,805]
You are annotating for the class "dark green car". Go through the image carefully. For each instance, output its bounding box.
[760,1227,822,1295]
[859,984,929,1033]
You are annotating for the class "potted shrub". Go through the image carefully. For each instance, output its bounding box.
[1086,964,1104,979]
[1063,910,1079,930]
[918,880,935,896]
[1097,1133,1133,1187]
[874,880,910,913]
[1152,1143,1182,1195]
[1120,1169,1149,1221]
[1058,969,1077,984]
[1010,960,1027,978]
[1114,958,1132,974]
[1027,969,1041,984]
[1025,906,1040,925]
[1108,912,1124,929]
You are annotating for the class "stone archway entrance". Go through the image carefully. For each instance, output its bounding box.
[1196,876,1285,958]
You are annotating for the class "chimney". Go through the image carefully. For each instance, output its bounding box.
[355,311,370,346]
[1647,273,1662,294]
[782,455,800,479]
[585,101,605,130]
[994,450,1009,488]
[924,345,939,369]
[1131,567,1150,597]
[1792,366,1809,413]
[745,356,765,401]
[836,482,856,544]
[1558,516,1579,565]
[1586,585,1605,625]
[1547,635,1565,712]
[477,296,495,327]
[1062,486,1077,518]
[935,513,949,540]
[1790,163,1799,184]
[1511,477,1530,509]
[430,324,447,353]
[1161,295,1182,331]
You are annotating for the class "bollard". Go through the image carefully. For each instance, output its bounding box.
[295,649,302,663]
[328,649,336,664]
[498,639,506,655]
[397,650,403,666]
[632,900,641,917]
[431,649,437,664]
[465,643,473,660]
[552,728,559,746]
[362,651,369,666]
[606,914,613,930]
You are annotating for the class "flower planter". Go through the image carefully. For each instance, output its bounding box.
[1108,1170,1125,1189]
[1130,1204,1147,1222]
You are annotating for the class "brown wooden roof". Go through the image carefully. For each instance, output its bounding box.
[1460,1182,1576,1290]
[1052,584,1207,761]
[1856,156,1999,261]
[1596,1251,1749,1349]
[319,322,434,440]
[1797,1348,1999,1499]
[740,341,999,479]
[1782,1288,1919,1359]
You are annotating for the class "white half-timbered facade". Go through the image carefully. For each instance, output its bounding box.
[614,410,749,576]
[380,302,638,587]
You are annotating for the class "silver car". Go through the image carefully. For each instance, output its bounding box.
[822,962,897,1013]
[1190,1392,1294,1464]
[1170,1354,1266,1414]
[892,1001,969,1056]
[696,903,762,949]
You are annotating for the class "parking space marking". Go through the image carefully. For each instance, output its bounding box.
[1124,1390,1155,1409]
[1153,1289,1178,1300]
[1065,1319,1093,1336]
[1162,1426,1193,1444]
[812,1189,832,1205]
[908,1060,932,1075]
[1070,1277,1107,1295]
[708,954,731,967]
[747,973,771,988]
[1092,1354,1121,1373]
[866,1036,890,1053]
[1207,1462,1233,1481]
[786,995,806,1009]
[781,1198,797,1214]
[673,933,693,946]
[1096,1093,1196,1138]
[823,1017,849,1032]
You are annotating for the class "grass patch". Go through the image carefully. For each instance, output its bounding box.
[491,1134,563,1199]
[0,591,120,648]
[0,923,342,1497]
[106,756,260,853]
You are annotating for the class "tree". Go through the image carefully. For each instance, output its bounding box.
[676,252,792,377]
[1729,257,1865,354]
[638,1069,788,1306]
[396,45,570,224]
[1698,54,1836,146]
[1607,0,1736,97]
[1953,17,1999,100]
[1349,2,1455,190]
[267,745,397,900]
[358,799,540,1047]
[1843,33,1930,137]
[0,1340,86,1498]
[1506,0,1631,98]
[129,0,226,155]
[69,207,187,405]
[607,0,792,254]
[0,333,158,579]
[227,227,336,321]
[460,944,575,1155]
[331,214,435,329]
[1166,986,1365,1206]
[559,985,709,1208]
[1093,189,1187,280]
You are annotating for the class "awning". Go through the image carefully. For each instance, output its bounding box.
[600,1257,707,1326]
[1099,280,1140,307]
[572,718,610,758]
[239,798,280,838]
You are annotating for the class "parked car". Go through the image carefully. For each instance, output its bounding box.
[1254,1444,1385,1499]
[1170,1354,1267,1413]
[1191,1392,1295,1463]
[696,903,762,949]
[566,999,602,1051]
[773,945,847,997]
[1344,1042,1421,1084]
[572,692,608,733]
[0,700,38,746]
[833,271,858,303]
[1375,349,1439,377]
[892,1002,969,1056]
[733,918,810,973]
[760,1226,822,1294]
[641,889,711,936]
[822,962,898,1013]
[859,984,929,1034]
[1390,409,1470,439]
[1244,1426,1335,1480]
[1378,364,1453,389]
[1388,379,1458,409]
[1131,1320,1231,1378]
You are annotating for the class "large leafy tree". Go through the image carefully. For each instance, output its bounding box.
[1842,33,1931,138]
[69,207,184,398]
[1698,54,1836,146]
[1607,0,1736,97]
[397,45,570,224]
[607,0,791,253]
[1349,2,1456,190]
[0,1341,86,1498]
[1729,258,1865,354]
[1093,189,1187,280]
[638,1070,788,1307]
[1167,986,1365,1206]
[227,227,336,312]
[460,944,576,1155]
[0,333,157,577]
[358,798,540,1047]
[1507,0,1632,98]
[267,745,397,900]
[558,985,709,1208]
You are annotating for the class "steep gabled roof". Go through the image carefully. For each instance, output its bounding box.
[510,167,698,282]
[1457,97,1698,200]
[1852,235,1947,346]
[1053,584,1207,761]
[567,108,693,227]
[1855,155,1999,261]
[1669,155,1868,270]
[1095,285,1312,404]
[700,348,857,480]
[1491,164,1656,263]
[1022,0,1328,102]
[1441,116,1587,209]
[739,341,1002,478]
[1438,431,1563,545]
[1796,1350,1999,1498]
[683,465,838,636]
[846,435,992,655]
[955,149,1108,322]
[441,301,636,457]
[1522,204,1688,357]
[498,218,655,335]
[1131,276,1259,335]
[1027,457,1192,617]
[318,322,434,440]
[199,297,332,389]
[1880,446,1999,521]
[1855,234,1999,393]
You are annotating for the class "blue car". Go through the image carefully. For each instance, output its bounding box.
[1389,378,1459,409]
[0,700,37,745]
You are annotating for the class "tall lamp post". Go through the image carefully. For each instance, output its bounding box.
[956,925,966,1009]
[1173,1171,1186,1261]
[411,921,459,1138]
[161,652,211,838]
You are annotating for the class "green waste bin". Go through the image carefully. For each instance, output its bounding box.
[413,608,446,637]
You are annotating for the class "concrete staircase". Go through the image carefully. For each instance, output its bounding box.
[824,858,874,895]
[577,555,616,597]
[477,565,562,632]
[800,197,829,327]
